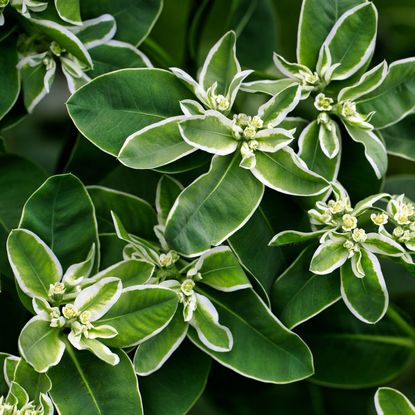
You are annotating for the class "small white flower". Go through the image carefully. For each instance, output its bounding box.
[215,94,230,111]
[342,214,357,231]
[370,212,388,226]
[249,115,263,129]
[352,228,367,243]
[328,199,346,215]
[243,126,256,139]
[62,303,78,319]
[181,279,195,296]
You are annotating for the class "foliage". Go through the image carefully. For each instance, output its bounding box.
[1,0,415,414]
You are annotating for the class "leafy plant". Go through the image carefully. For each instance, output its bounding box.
[1,0,415,414]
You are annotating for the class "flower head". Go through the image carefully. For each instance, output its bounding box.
[314,93,334,111]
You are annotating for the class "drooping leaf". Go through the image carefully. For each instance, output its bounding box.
[189,287,314,383]
[18,317,65,373]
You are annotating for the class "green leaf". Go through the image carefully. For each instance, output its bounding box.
[98,286,178,348]
[343,123,387,179]
[338,60,388,102]
[362,233,406,257]
[67,69,193,155]
[87,185,157,240]
[252,147,330,196]
[298,120,340,181]
[301,303,414,387]
[357,58,415,129]
[20,59,55,113]
[189,287,314,383]
[81,0,162,46]
[19,174,100,272]
[318,119,341,159]
[318,2,377,81]
[0,41,20,120]
[380,114,415,162]
[13,358,52,401]
[197,246,251,291]
[89,41,151,77]
[310,240,348,275]
[18,317,65,373]
[297,0,365,69]
[165,154,264,256]
[139,341,211,415]
[118,116,196,169]
[272,246,340,329]
[71,14,115,48]
[7,229,61,299]
[74,277,122,320]
[49,346,142,415]
[55,0,81,25]
[229,0,278,71]
[134,309,188,375]
[257,84,301,127]
[190,294,232,352]
[199,31,239,95]
[27,18,92,67]
[375,387,415,415]
[178,112,237,155]
[241,79,294,96]
[156,175,183,226]
[94,259,154,288]
[269,230,326,247]
[340,250,388,324]
[228,203,285,297]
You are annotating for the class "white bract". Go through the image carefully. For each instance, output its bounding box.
[171,31,252,114]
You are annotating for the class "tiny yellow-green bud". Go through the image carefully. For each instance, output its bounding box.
[49,281,65,297]
[341,100,357,118]
[393,226,404,238]
[243,126,256,139]
[50,41,63,56]
[248,139,259,151]
[328,199,345,215]
[234,113,251,127]
[394,212,410,225]
[370,212,388,226]
[79,310,92,325]
[215,95,229,111]
[181,279,195,296]
[343,240,355,251]
[62,303,78,319]
[299,70,319,85]
[342,214,357,231]
[249,116,263,129]
[352,228,367,243]
[314,93,334,112]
